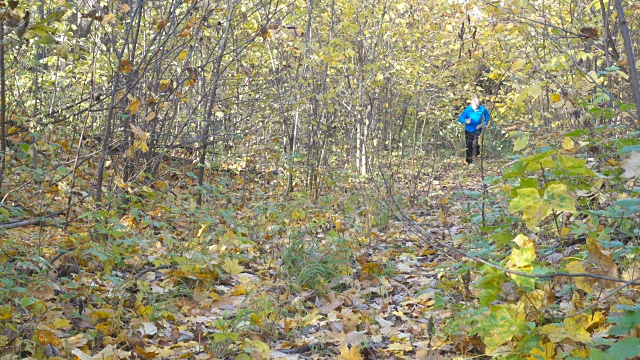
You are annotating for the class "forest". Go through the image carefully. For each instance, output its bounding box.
[0,0,639,359]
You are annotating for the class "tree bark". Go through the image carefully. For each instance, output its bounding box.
[615,0,640,126]
[0,23,6,191]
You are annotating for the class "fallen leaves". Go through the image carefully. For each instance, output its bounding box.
[338,344,363,360]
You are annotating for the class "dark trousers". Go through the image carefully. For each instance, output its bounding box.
[465,129,482,164]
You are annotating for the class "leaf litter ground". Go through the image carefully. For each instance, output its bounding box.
[1,156,636,359]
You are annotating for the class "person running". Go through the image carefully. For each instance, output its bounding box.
[458,96,490,165]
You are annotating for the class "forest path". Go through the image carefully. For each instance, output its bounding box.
[266,157,500,359]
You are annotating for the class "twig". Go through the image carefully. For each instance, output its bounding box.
[280,343,325,354]
[134,264,174,279]
[563,275,640,318]
[0,194,90,229]
[50,246,77,265]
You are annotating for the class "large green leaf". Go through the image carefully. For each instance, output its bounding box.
[606,337,640,359]
[509,188,550,230]
[556,154,596,176]
[543,184,576,213]
[504,161,526,179]
[509,185,574,230]
[477,268,504,306]
[608,306,640,335]
[473,303,528,354]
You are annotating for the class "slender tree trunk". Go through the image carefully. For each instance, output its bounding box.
[615,0,640,126]
[0,24,5,191]
[197,1,235,205]
[287,105,299,193]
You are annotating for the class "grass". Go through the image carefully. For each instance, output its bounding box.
[281,234,353,292]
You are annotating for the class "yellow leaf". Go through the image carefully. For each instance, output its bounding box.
[514,88,528,105]
[129,141,143,155]
[119,3,131,12]
[0,305,12,320]
[126,95,140,115]
[222,258,244,275]
[562,137,575,150]
[302,310,323,326]
[550,93,561,103]
[52,318,72,330]
[512,58,526,71]
[145,111,156,121]
[231,284,246,296]
[120,215,135,228]
[178,49,188,61]
[513,135,530,152]
[528,340,555,360]
[8,127,20,135]
[36,329,61,346]
[539,315,592,343]
[565,261,592,292]
[339,344,363,360]
[243,339,270,359]
[196,223,208,238]
[137,304,152,317]
[528,84,542,97]
[159,79,172,91]
[387,343,413,352]
[506,234,536,269]
[130,124,149,153]
[134,345,159,360]
[101,13,116,25]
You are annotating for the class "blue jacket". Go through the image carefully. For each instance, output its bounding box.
[458,105,490,132]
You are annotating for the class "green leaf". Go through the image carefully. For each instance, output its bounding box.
[565,129,589,137]
[477,269,503,306]
[518,177,538,189]
[605,337,640,359]
[21,296,36,308]
[513,136,530,152]
[492,232,516,245]
[504,161,526,179]
[35,34,55,45]
[556,154,596,176]
[30,24,57,37]
[509,188,550,230]
[613,198,640,213]
[510,188,541,213]
[522,149,557,163]
[473,303,527,354]
[213,332,239,343]
[608,308,640,335]
[543,184,576,213]
[588,348,606,360]
[524,155,558,171]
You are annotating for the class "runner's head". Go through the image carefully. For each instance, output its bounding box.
[471,96,479,111]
